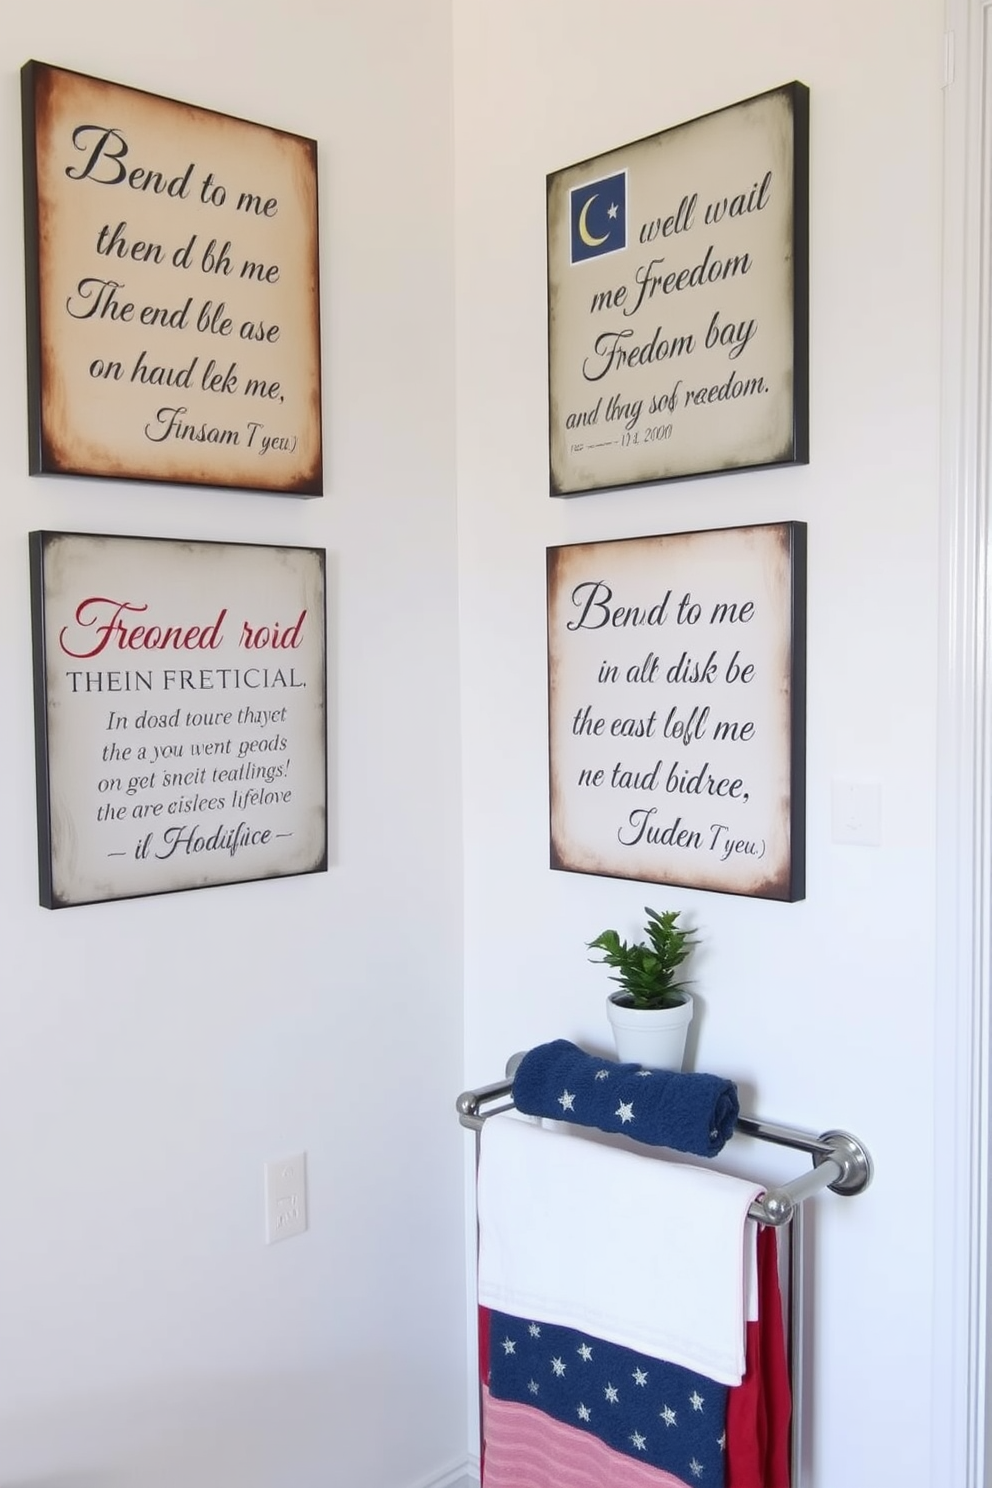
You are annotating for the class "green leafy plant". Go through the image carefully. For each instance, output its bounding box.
[588,907,697,1010]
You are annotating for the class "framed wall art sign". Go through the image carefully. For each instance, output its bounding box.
[21,61,322,495]
[30,531,327,908]
[547,521,806,901]
[547,82,809,496]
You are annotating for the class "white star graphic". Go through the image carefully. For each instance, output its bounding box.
[577,1402,591,1422]
[558,1089,576,1112]
[527,1379,539,1395]
[551,1356,567,1377]
[594,1068,610,1080]
[577,1342,593,1361]
[605,1383,620,1404]
[690,1460,704,1479]
[616,1101,635,1124]
[690,1390,704,1411]
[501,1337,516,1355]
[636,1068,653,1077]
[661,1404,677,1427]
[718,1429,726,1450]
[528,1322,541,1338]
[630,1431,647,1452]
[632,1367,648,1386]
[607,202,619,219]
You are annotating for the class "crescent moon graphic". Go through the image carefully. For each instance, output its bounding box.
[578,194,609,247]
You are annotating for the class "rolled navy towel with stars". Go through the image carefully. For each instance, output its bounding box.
[512,1039,739,1158]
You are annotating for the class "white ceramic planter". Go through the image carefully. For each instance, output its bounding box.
[606,991,693,1070]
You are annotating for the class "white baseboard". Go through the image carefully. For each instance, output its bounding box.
[406,1458,479,1488]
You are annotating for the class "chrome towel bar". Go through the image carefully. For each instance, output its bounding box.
[456,1055,873,1227]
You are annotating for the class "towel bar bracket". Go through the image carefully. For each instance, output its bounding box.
[815,1129,874,1197]
[457,1080,513,1129]
[749,1132,872,1227]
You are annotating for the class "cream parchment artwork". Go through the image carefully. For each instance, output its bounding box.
[547,83,808,495]
[30,531,327,908]
[22,61,322,494]
[547,522,806,900]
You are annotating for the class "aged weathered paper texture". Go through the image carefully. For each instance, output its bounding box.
[548,86,805,494]
[547,523,804,900]
[25,63,322,493]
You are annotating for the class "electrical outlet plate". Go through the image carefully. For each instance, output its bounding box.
[264,1152,307,1244]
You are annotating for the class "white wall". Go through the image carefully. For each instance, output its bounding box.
[0,4,467,1487]
[453,3,943,1485]
[0,4,956,1485]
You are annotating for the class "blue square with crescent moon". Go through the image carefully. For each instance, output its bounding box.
[569,170,627,263]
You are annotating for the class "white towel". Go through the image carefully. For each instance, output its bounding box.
[477,1111,763,1386]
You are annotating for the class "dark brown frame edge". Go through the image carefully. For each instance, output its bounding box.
[546,520,808,902]
[28,529,329,910]
[547,81,811,499]
[790,83,810,467]
[21,65,45,480]
[785,520,808,901]
[19,60,324,497]
[28,531,56,906]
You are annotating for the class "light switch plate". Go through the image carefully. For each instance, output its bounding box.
[264,1152,307,1244]
[831,780,881,847]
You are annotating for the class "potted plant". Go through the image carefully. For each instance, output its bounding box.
[588,907,697,1069]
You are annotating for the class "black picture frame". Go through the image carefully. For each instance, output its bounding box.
[30,530,328,908]
[21,60,323,495]
[547,82,809,497]
[547,520,807,901]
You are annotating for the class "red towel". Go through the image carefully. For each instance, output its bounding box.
[726,1225,792,1488]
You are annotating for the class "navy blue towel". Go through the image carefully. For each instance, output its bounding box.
[511,1039,740,1158]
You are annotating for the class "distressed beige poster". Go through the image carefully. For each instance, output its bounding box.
[547,84,808,495]
[31,532,327,908]
[547,523,806,900]
[22,62,322,494]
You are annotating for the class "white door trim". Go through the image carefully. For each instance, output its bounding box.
[935,4,992,1483]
